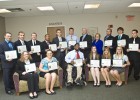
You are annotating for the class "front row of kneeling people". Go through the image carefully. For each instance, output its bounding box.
[16,43,130,98]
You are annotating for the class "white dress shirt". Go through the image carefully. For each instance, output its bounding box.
[66,34,79,43]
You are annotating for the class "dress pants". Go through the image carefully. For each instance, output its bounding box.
[20,73,39,92]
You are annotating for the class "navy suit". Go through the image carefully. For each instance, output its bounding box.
[0,40,16,92]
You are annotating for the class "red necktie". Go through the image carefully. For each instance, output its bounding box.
[76,51,80,59]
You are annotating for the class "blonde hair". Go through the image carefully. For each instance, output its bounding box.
[90,46,100,60]
[115,46,124,59]
[102,47,111,59]
[19,51,32,62]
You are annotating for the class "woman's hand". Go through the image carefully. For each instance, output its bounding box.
[122,64,127,68]
[87,64,90,67]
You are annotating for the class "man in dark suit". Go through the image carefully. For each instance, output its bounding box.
[104,28,114,55]
[14,31,28,58]
[41,34,51,58]
[52,29,66,75]
[0,32,16,95]
[27,32,41,63]
[127,29,140,80]
[113,27,129,54]
[80,28,92,60]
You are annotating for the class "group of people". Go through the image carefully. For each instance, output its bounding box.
[0,27,140,99]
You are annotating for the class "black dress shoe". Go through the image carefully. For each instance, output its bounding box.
[134,76,140,80]
[45,91,53,95]
[34,94,38,98]
[51,91,56,95]
[29,95,34,99]
[6,91,14,95]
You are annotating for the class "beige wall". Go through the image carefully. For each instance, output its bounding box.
[5,13,140,42]
[0,16,5,42]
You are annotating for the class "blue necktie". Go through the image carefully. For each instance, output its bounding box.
[118,35,121,40]
[8,42,13,50]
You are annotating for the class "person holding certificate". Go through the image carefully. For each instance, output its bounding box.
[110,46,130,86]
[0,32,16,95]
[16,51,39,99]
[87,46,101,87]
[101,47,112,87]
[127,29,140,80]
[92,33,103,56]
[14,31,28,58]
[39,50,58,95]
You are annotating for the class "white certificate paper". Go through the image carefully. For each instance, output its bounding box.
[90,60,100,67]
[59,41,67,48]
[17,45,27,53]
[48,62,58,71]
[49,44,57,51]
[68,40,76,47]
[117,40,126,46]
[101,59,111,66]
[74,59,83,66]
[113,59,123,67]
[31,45,41,53]
[129,44,139,51]
[104,40,112,46]
[5,50,17,60]
[25,63,36,73]
[80,41,87,48]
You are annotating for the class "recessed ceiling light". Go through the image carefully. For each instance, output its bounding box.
[84,4,100,9]
[128,3,140,7]
[0,9,11,13]
[37,6,54,11]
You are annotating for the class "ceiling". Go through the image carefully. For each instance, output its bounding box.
[0,0,140,17]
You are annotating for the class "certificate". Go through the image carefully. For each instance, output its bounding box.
[90,60,100,67]
[113,59,123,67]
[48,62,58,71]
[5,50,17,60]
[80,41,87,48]
[49,44,57,51]
[104,40,112,46]
[129,44,139,51]
[68,40,76,47]
[17,45,27,53]
[25,63,36,73]
[31,45,41,53]
[101,59,111,66]
[74,59,83,66]
[117,40,126,46]
[59,41,67,48]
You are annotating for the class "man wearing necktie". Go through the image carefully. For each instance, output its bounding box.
[0,32,16,95]
[127,29,140,80]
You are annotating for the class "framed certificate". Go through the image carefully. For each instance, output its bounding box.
[5,50,17,60]
[59,41,67,49]
[48,62,58,71]
[90,60,100,67]
[113,59,123,67]
[17,45,27,53]
[31,45,41,53]
[101,59,111,66]
[117,40,126,46]
[68,40,76,47]
[25,63,36,73]
[80,41,87,48]
[49,44,57,51]
[74,59,83,66]
[129,44,139,51]
[104,40,112,46]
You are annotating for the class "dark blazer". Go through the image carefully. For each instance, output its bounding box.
[80,34,92,59]
[41,41,51,58]
[0,41,16,69]
[127,37,140,61]
[113,34,129,54]
[27,40,41,62]
[16,60,34,76]
[14,40,28,58]
[87,53,101,64]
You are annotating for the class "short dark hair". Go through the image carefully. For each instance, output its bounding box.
[18,31,25,35]
[69,27,74,31]
[44,34,49,37]
[74,43,79,47]
[107,28,112,33]
[56,29,61,33]
[31,32,37,36]
[117,27,124,33]
[5,32,12,36]
[132,29,138,33]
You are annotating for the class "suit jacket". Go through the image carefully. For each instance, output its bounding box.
[80,34,92,59]
[27,40,41,62]
[127,37,140,61]
[41,41,51,58]
[14,40,28,58]
[0,41,16,69]
[113,34,129,54]
[16,59,34,77]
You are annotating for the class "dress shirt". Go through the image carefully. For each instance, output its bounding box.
[133,38,136,44]
[19,39,25,45]
[82,34,87,41]
[66,34,79,43]
[32,40,36,46]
